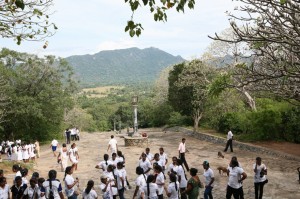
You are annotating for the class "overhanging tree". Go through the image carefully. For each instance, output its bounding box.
[0,0,57,45]
[210,0,300,103]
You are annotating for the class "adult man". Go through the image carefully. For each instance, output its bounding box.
[178,138,190,171]
[50,139,59,157]
[224,130,233,152]
[107,135,118,154]
[65,129,71,144]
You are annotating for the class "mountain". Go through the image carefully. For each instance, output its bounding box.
[66,47,185,87]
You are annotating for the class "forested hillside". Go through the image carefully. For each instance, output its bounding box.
[66,47,185,87]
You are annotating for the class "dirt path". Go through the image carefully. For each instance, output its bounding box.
[5,129,300,199]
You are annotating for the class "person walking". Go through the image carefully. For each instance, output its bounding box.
[107,135,118,154]
[58,143,69,172]
[82,180,97,199]
[224,130,233,152]
[164,173,179,199]
[203,161,214,199]
[178,138,189,171]
[253,157,267,199]
[69,143,79,171]
[34,140,40,158]
[226,159,247,199]
[50,139,59,157]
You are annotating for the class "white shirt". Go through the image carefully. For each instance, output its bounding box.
[115,169,125,190]
[99,183,113,199]
[138,159,152,174]
[141,183,158,199]
[51,140,58,146]
[41,179,63,199]
[168,164,178,174]
[97,160,113,172]
[228,167,244,189]
[159,153,168,166]
[145,153,153,162]
[24,186,37,199]
[177,166,187,188]
[167,182,179,199]
[155,172,165,195]
[0,184,10,199]
[82,189,97,199]
[253,163,267,183]
[178,142,186,153]
[203,168,214,187]
[227,131,233,140]
[153,159,164,167]
[135,174,147,198]
[108,139,117,151]
[64,174,75,197]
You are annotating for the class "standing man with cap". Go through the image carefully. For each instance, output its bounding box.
[178,138,189,171]
[224,130,233,152]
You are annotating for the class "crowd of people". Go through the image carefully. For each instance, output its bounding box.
[0,139,40,163]
[0,134,269,199]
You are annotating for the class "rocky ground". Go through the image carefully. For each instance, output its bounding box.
[4,128,300,199]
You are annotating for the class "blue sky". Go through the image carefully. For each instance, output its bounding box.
[1,0,240,59]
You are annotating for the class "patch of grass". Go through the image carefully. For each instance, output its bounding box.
[0,160,34,174]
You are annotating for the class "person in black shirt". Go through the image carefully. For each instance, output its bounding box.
[11,176,27,199]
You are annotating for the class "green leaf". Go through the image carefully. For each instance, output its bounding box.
[15,0,25,10]
[16,35,21,45]
[280,0,286,4]
[125,25,130,32]
[129,29,135,37]
[53,24,58,30]
[142,0,148,5]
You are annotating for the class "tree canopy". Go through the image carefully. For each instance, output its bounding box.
[210,0,300,103]
[0,48,77,141]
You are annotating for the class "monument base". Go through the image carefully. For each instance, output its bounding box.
[124,136,148,147]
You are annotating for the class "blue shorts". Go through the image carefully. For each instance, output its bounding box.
[52,146,57,151]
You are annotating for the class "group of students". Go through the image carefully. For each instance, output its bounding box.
[0,140,40,163]
[0,163,96,199]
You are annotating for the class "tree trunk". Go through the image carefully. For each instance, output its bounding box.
[193,111,203,133]
[236,87,257,111]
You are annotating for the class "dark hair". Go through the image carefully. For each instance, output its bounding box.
[15,176,22,182]
[0,177,6,184]
[12,164,21,172]
[117,162,124,168]
[107,165,114,172]
[159,147,164,151]
[136,166,144,175]
[146,148,150,151]
[38,178,45,184]
[64,166,72,180]
[48,170,57,179]
[169,173,177,191]
[85,180,94,195]
[111,135,114,139]
[62,143,67,147]
[117,151,124,159]
[146,175,155,197]
[104,154,109,165]
[154,165,163,172]
[231,159,239,168]
[32,172,39,179]
[182,138,186,141]
[21,168,28,177]
[190,168,198,176]
[112,153,117,157]
[256,157,262,161]
[0,169,3,175]
[177,159,183,166]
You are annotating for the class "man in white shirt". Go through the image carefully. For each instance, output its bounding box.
[107,135,118,154]
[224,130,233,152]
[178,138,189,171]
[50,139,59,157]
